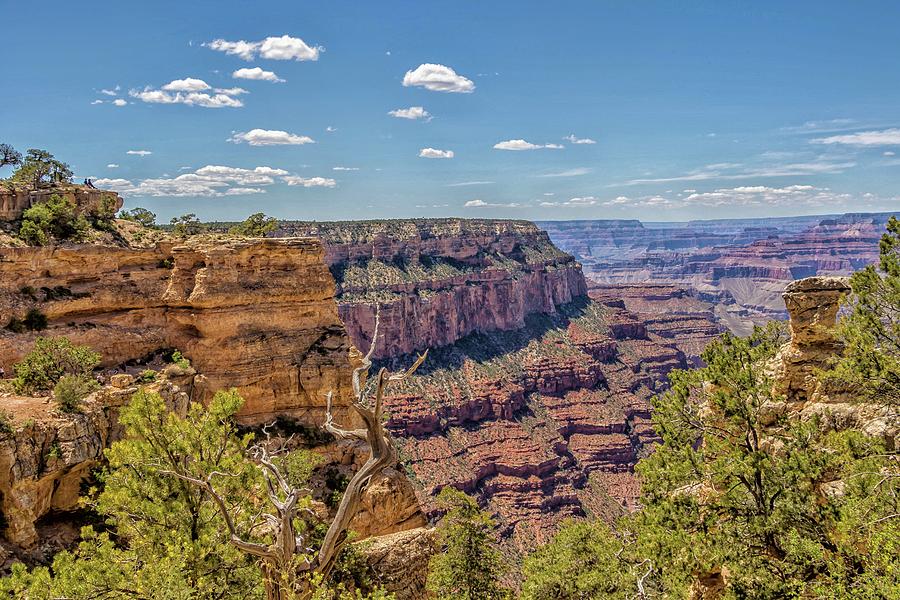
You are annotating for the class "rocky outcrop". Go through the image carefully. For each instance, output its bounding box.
[0,184,123,223]
[774,276,851,404]
[278,219,587,358]
[772,276,897,447]
[0,376,189,549]
[0,237,355,423]
[360,527,436,600]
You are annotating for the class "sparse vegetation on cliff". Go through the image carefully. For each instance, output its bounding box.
[12,337,101,395]
[230,212,278,237]
[17,193,91,245]
[9,149,72,188]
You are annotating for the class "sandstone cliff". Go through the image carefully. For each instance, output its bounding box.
[0,237,354,423]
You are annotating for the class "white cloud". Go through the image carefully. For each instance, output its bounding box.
[97,165,294,197]
[107,164,119,168]
[232,67,285,82]
[388,106,431,120]
[812,128,900,147]
[564,134,597,145]
[100,86,120,96]
[205,35,321,61]
[112,98,127,107]
[91,99,104,105]
[130,87,244,108]
[539,196,599,207]
[537,167,591,177]
[93,178,134,192]
[402,63,474,93]
[126,150,152,156]
[229,129,315,146]
[332,166,359,171]
[885,151,896,157]
[447,180,494,187]
[162,78,211,92]
[493,139,564,151]
[283,176,336,187]
[464,199,521,208]
[326,126,337,133]
[214,87,249,95]
[418,148,454,159]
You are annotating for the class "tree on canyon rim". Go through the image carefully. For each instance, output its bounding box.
[2,317,426,600]
[827,214,900,407]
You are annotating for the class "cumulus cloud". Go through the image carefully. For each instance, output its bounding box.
[228,129,315,146]
[112,99,127,106]
[162,78,211,92]
[464,199,521,208]
[564,134,597,144]
[388,106,431,120]
[92,165,298,197]
[402,64,474,93]
[107,164,119,168]
[100,86,120,96]
[91,99,104,105]
[493,139,564,151]
[283,176,336,187]
[885,151,896,157]
[326,126,337,133]
[419,148,454,159]
[232,67,285,82]
[812,128,900,147]
[130,85,244,108]
[126,150,152,156]
[205,35,321,61]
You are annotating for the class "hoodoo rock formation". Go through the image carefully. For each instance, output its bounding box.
[772,276,898,447]
[0,238,355,423]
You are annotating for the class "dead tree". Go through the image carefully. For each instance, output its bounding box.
[165,315,426,600]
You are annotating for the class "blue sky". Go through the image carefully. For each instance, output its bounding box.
[3,0,899,222]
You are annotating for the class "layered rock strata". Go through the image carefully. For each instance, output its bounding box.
[277,219,587,358]
[0,238,354,423]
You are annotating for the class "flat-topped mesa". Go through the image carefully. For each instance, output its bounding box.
[0,184,123,223]
[0,237,355,424]
[775,276,850,405]
[278,218,588,359]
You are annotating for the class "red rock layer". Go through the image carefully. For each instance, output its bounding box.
[278,219,588,359]
[379,300,686,549]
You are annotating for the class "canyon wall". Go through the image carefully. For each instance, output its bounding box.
[0,238,355,424]
[541,213,890,334]
[277,219,587,358]
[278,219,693,548]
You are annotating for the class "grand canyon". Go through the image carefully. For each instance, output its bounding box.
[3,3,899,597]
